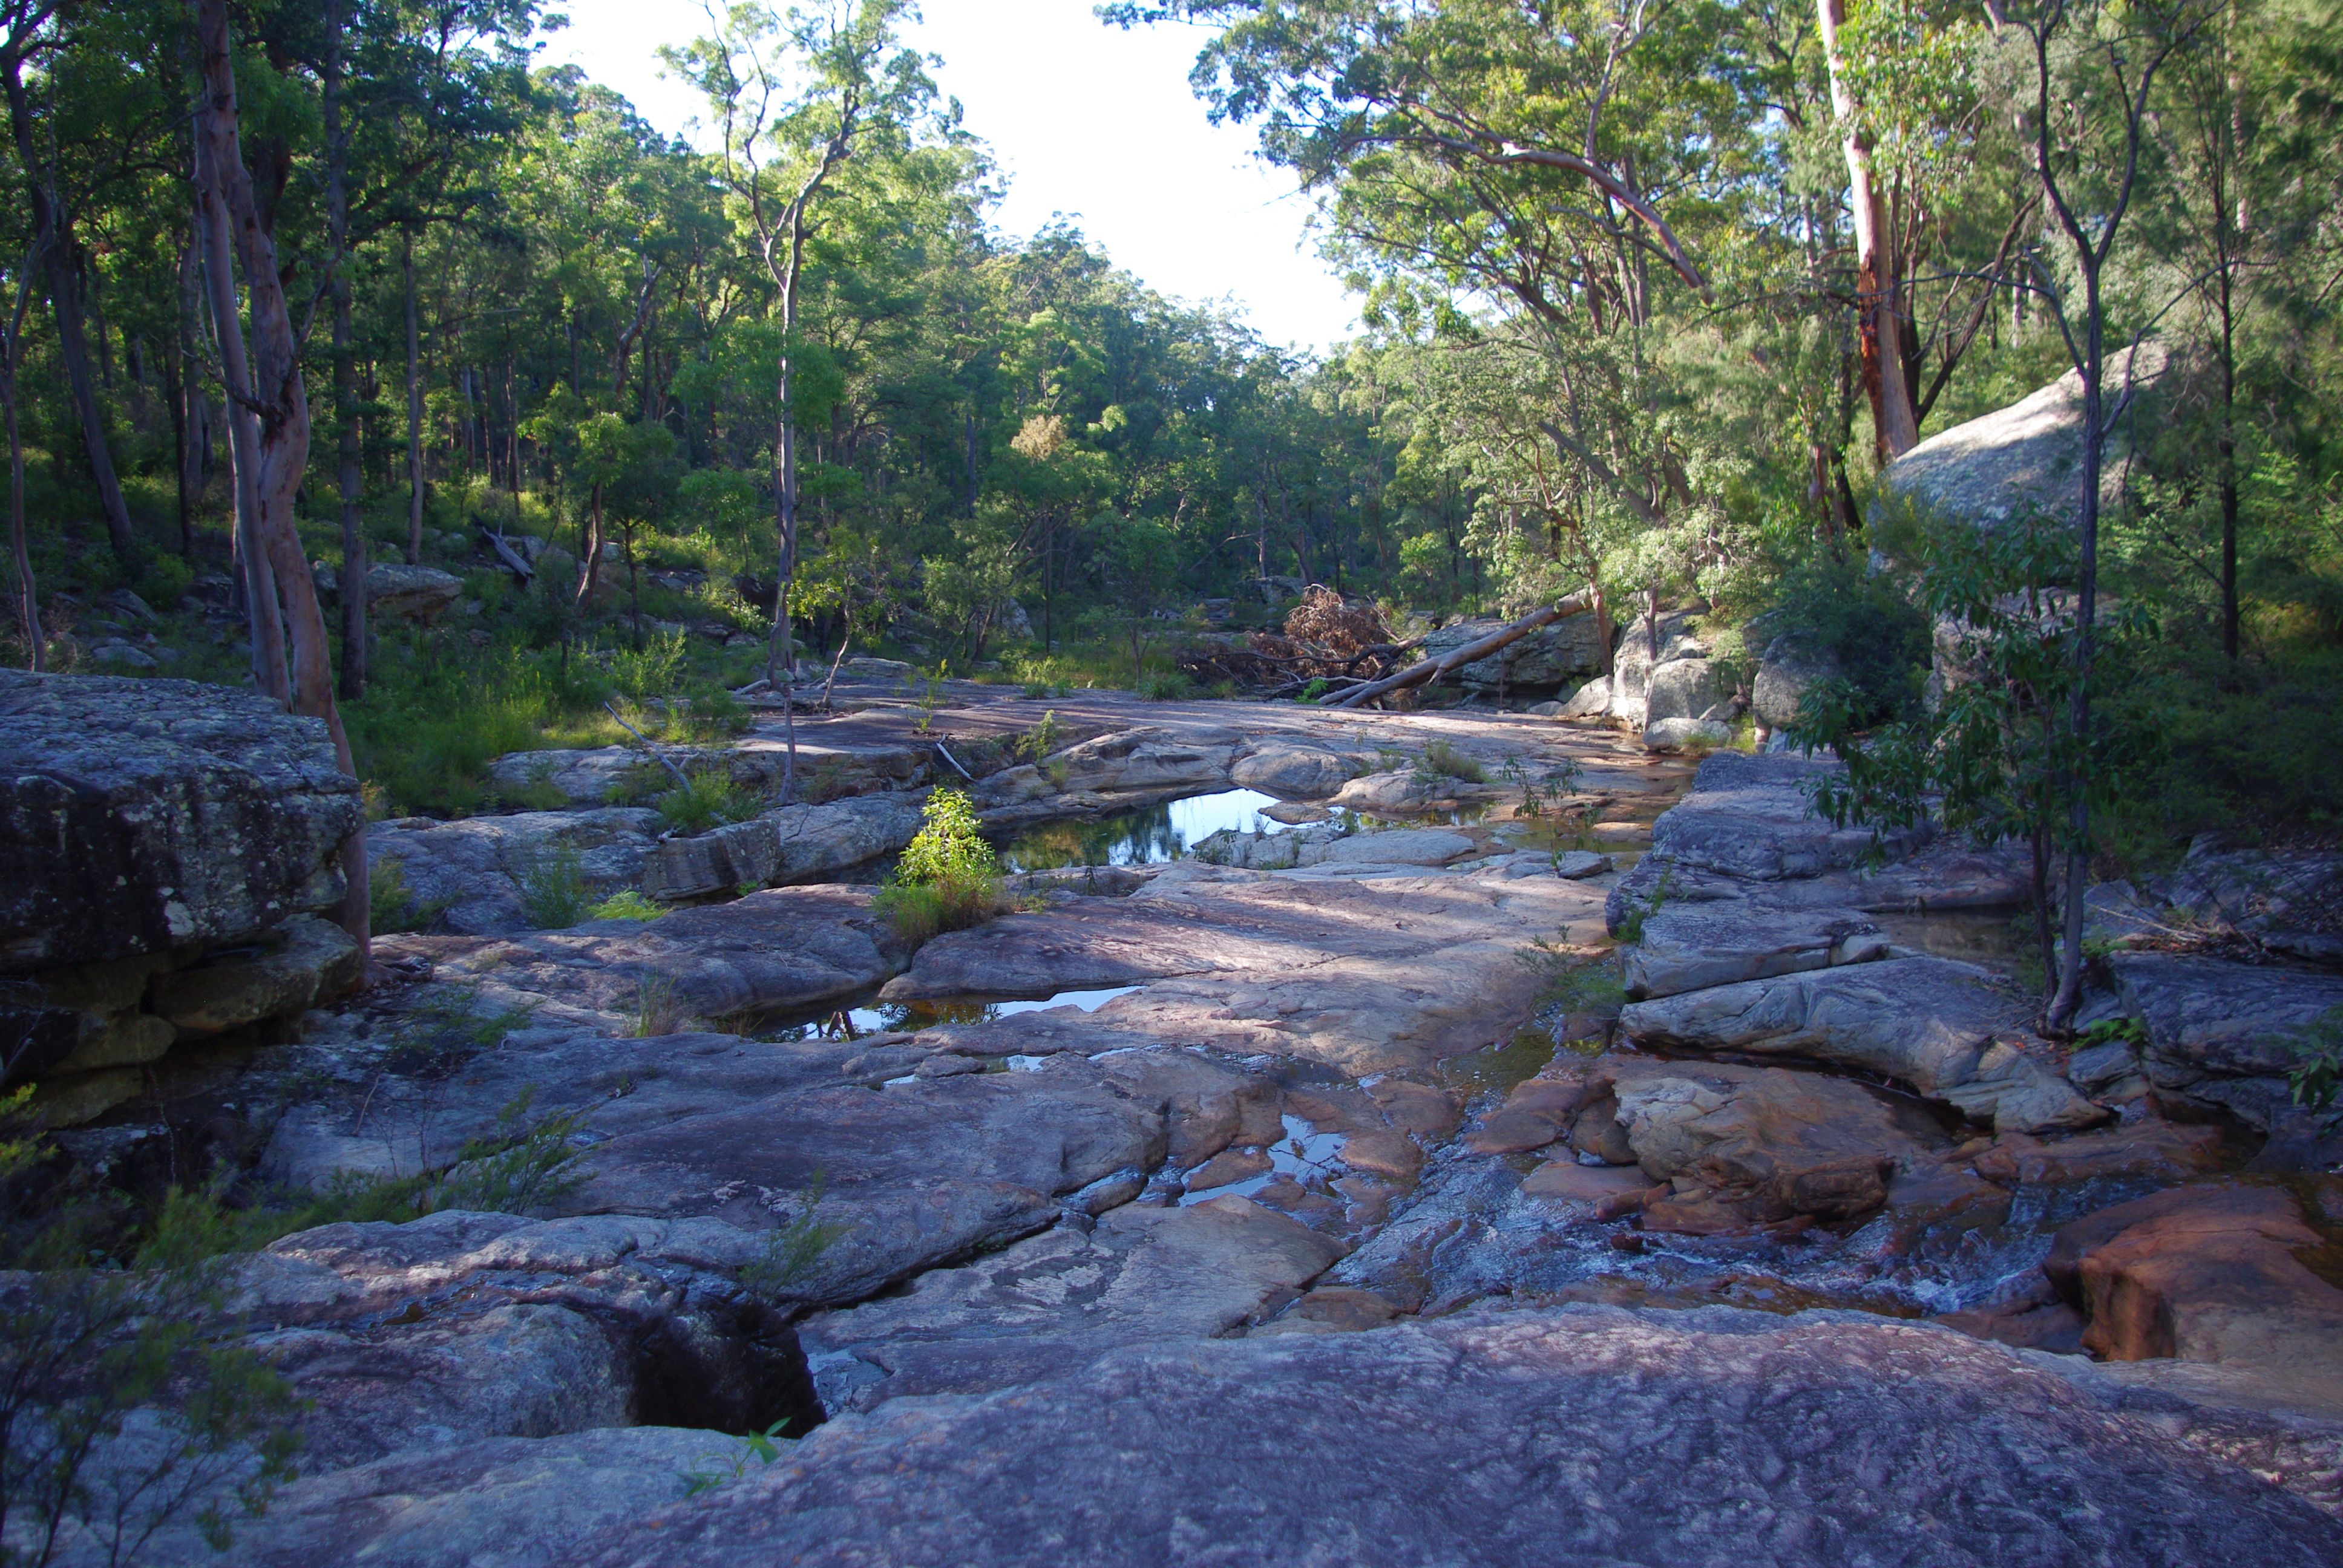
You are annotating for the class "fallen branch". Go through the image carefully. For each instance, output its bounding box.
[934,740,975,782]
[1320,593,1594,710]
[603,700,693,788]
[477,523,534,584]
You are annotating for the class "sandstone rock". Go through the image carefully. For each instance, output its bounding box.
[640,794,927,901]
[1334,1127,1423,1179]
[1602,610,1706,727]
[1607,835,2031,933]
[1593,1059,1935,1226]
[148,913,361,1033]
[1751,638,1837,732]
[565,1306,2343,1566]
[1230,743,1365,799]
[370,809,664,935]
[1186,1148,1271,1190]
[384,884,907,1030]
[1424,614,1607,694]
[1881,343,2165,535]
[1317,828,1473,866]
[2112,952,2343,1131]
[1329,768,1440,814]
[1049,727,1235,796]
[1641,717,1731,751]
[102,1427,724,1568]
[1970,1120,2226,1186]
[1643,652,1729,727]
[1619,956,2100,1133]
[2152,838,2343,962]
[1625,901,1887,999]
[1642,750,1931,881]
[2046,1183,2343,1411]
[1365,1079,1460,1138]
[365,564,467,625]
[0,672,361,971]
[1519,1160,1651,1204]
[797,1198,1341,1413]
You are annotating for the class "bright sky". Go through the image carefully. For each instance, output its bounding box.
[540,0,1362,354]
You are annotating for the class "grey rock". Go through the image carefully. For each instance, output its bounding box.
[1643,750,1932,881]
[0,671,361,972]
[89,640,157,670]
[1603,610,1706,727]
[1425,613,1607,693]
[366,564,467,625]
[1230,743,1366,799]
[149,912,361,1033]
[798,1197,1342,1413]
[1625,902,1887,999]
[1751,638,1838,731]
[370,808,664,935]
[62,1426,724,1568]
[640,794,926,900]
[1881,343,2166,535]
[1620,956,2100,1133]
[1641,716,1731,751]
[1643,652,1730,727]
[2114,952,2343,1131]
[567,1305,2343,1567]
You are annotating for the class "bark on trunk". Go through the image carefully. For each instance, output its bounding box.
[195,0,368,955]
[1820,0,1920,460]
[404,235,425,566]
[326,0,367,702]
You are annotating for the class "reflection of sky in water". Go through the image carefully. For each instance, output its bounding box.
[839,984,1141,1036]
[999,788,1290,872]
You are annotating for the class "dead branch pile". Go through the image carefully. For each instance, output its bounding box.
[1172,585,1422,695]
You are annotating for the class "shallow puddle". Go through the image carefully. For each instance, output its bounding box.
[998,788,1288,872]
[765,984,1139,1041]
[1179,1114,1348,1206]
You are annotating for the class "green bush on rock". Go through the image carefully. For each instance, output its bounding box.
[874,788,1002,945]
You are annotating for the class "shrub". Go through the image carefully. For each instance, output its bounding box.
[1137,670,1191,702]
[516,843,591,929]
[873,788,1001,944]
[656,769,761,835]
[1415,739,1487,784]
[589,889,666,921]
[1760,556,1930,731]
[369,857,448,935]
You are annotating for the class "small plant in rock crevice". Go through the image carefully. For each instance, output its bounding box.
[656,769,761,835]
[516,842,592,929]
[589,889,667,922]
[873,788,1002,946]
[1414,740,1487,785]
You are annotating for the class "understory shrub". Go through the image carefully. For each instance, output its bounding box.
[874,788,1001,944]
[589,889,667,921]
[656,769,761,834]
[1760,556,1930,731]
[516,843,591,929]
[1415,739,1487,784]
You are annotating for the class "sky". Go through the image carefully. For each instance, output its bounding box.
[540,0,1363,354]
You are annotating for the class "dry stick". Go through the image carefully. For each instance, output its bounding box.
[1322,593,1594,710]
[822,633,851,711]
[934,740,975,782]
[603,700,692,789]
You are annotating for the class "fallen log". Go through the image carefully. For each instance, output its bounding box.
[1320,592,1594,710]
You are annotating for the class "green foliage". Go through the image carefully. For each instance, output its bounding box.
[516,843,592,930]
[656,769,762,835]
[738,1175,844,1304]
[1414,740,1487,785]
[1016,709,1066,762]
[2288,1007,2343,1117]
[1760,557,1931,732]
[0,1090,300,1567]
[1136,670,1191,701]
[1518,941,1628,1016]
[589,889,667,921]
[873,789,1001,944]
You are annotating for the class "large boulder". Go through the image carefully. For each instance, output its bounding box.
[0,672,361,971]
[1423,613,1607,695]
[1625,901,1888,999]
[370,808,663,934]
[2111,951,2343,1134]
[1601,610,1706,728]
[1751,637,1839,733]
[1619,956,2100,1134]
[1230,743,1367,799]
[2045,1183,2343,1410]
[364,564,467,626]
[1879,342,2166,535]
[638,794,926,901]
[1640,750,1931,883]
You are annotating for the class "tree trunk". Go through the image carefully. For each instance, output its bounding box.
[4,363,36,671]
[1820,0,1919,460]
[325,0,366,702]
[404,235,425,566]
[577,480,605,609]
[195,0,367,955]
[0,51,136,566]
[1325,593,1593,709]
[2050,281,2105,1031]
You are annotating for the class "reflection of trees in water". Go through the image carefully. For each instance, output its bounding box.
[999,803,1179,871]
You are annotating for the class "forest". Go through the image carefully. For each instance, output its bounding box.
[1,0,2338,862]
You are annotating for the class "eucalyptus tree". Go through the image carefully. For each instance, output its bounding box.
[666,0,934,800]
